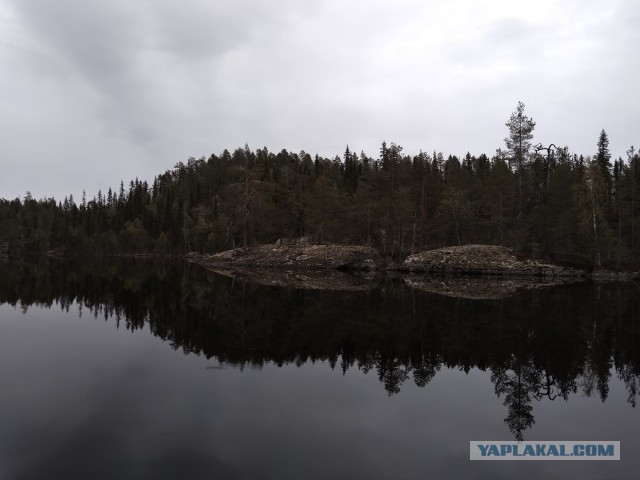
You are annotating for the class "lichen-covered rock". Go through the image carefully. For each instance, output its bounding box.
[199,243,384,270]
[403,244,584,277]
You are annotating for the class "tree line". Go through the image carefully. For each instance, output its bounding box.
[1,102,639,269]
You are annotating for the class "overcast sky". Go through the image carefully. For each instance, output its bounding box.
[1,0,638,202]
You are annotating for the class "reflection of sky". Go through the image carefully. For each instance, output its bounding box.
[0,303,637,479]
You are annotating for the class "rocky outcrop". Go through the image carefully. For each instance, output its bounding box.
[197,243,384,271]
[402,244,585,277]
[191,242,636,281]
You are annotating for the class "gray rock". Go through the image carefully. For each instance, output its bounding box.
[402,244,586,278]
[199,243,384,271]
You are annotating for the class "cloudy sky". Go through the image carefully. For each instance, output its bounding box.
[1,0,638,201]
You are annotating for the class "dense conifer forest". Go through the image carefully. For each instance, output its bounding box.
[1,103,639,269]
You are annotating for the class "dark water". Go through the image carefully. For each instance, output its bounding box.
[1,258,639,479]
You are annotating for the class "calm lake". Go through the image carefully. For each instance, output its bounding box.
[1,258,639,479]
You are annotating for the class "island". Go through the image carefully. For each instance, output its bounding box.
[189,241,638,281]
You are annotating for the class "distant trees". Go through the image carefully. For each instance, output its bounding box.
[0,107,638,269]
[575,157,610,267]
[436,187,475,245]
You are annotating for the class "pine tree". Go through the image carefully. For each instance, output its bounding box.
[505,101,536,216]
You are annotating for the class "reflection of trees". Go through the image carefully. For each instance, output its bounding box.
[353,352,441,396]
[2,258,640,438]
[580,362,611,402]
[492,359,540,441]
[411,354,441,388]
[580,288,614,402]
[377,356,411,396]
[613,285,640,407]
[618,364,640,407]
[492,354,587,440]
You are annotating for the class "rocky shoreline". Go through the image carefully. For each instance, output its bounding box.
[191,243,383,271]
[191,242,638,281]
[402,244,583,277]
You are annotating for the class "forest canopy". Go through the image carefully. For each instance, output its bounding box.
[1,103,639,269]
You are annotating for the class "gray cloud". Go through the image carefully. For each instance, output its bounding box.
[1,0,638,201]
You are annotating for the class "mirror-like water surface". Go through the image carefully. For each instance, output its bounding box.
[1,258,639,479]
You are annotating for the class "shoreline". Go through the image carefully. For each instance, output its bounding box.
[4,243,638,281]
[192,243,639,281]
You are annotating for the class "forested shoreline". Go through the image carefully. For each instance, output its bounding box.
[1,103,639,269]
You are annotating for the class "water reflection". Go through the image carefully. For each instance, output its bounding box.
[1,257,639,441]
